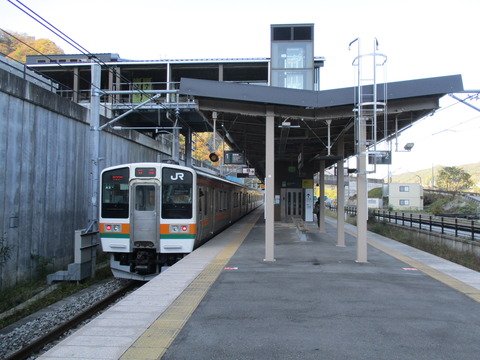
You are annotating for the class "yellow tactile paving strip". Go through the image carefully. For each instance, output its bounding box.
[368,238,480,303]
[120,212,260,360]
[340,224,480,303]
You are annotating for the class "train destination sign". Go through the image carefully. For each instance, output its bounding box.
[224,151,245,165]
[368,150,392,165]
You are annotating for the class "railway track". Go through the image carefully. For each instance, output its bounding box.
[3,280,140,360]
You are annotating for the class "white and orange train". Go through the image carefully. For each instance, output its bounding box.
[100,162,263,280]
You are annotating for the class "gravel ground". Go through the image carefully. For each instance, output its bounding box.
[0,278,130,359]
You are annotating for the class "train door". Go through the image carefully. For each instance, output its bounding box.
[281,188,303,222]
[131,181,159,246]
[197,186,206,239]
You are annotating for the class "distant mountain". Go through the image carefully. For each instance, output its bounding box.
[391,162,480,190]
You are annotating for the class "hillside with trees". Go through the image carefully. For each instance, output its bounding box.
[392,162,480,192]
[0,30,64,62]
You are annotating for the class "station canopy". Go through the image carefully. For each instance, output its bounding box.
[176,75,463,179]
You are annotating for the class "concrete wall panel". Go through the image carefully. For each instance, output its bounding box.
[0,67,170,289]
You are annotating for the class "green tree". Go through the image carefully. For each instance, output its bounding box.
[0,30,64,62]
[436,166,474,193]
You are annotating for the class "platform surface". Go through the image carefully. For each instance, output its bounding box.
[40,209,480,359]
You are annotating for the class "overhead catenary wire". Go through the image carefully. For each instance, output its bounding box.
[0,28,114,115]
[5,0,177,124]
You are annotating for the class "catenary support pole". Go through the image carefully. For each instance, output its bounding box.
[90,63,101,224]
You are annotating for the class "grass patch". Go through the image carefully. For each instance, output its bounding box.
[0,265,113,330]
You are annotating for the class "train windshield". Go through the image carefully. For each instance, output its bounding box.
[162,167,193,219]
[101,167,129,218]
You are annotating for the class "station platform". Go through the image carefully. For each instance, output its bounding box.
[39,208,480,360]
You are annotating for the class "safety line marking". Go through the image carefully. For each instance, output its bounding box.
[368,238,480,303]
[120,211,261,360]
[340,223,480,303]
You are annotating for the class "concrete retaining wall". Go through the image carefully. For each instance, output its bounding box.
[382,223,480,257]
[0,66,170,289]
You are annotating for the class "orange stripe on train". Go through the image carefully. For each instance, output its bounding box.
[99,223,130,234]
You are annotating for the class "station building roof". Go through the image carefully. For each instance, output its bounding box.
[179,74,464,179]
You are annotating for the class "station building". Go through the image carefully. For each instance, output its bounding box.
[24,23,463,263]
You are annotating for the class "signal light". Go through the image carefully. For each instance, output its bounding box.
[209,152,219,162]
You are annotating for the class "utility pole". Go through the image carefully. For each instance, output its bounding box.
[90,62,101,226]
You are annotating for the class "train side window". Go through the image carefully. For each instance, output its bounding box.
[233,192,239,208]
[219,191,222,212]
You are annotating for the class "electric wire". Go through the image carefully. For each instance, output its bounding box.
[0,28,114,114]
[5,0,177,127]
[4,0,232,148]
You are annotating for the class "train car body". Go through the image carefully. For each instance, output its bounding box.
[100,162,263,280]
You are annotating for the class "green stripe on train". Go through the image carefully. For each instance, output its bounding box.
[101,233,195,240]
[160,234,196,239]
[100,233,130,238]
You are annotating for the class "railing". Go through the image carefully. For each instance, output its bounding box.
[372,210,480,241]
[327,206,480,241]
[0,56,60,92]
[327,205,357,215]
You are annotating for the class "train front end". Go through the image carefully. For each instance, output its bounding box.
[99,163,197,280]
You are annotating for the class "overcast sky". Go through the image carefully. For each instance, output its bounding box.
[2,0,479,176]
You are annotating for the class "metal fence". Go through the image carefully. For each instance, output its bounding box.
[372,210,480,241]
[328,205,479,241]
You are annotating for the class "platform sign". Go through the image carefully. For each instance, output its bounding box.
[368,150,391,165]
[242,168,255,176]
[305,189,314,222]
[302,179,314,189]
[224,151,245,165]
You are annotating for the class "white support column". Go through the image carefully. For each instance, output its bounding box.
[166,62,171,103]
[73,67,79,103]
[114,67,121,104]
[319,160,326,232]
[356,123,368,262]
[336,136,345,247]
[264,107,275,262]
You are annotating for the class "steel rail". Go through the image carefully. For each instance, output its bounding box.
[4,281,139,360]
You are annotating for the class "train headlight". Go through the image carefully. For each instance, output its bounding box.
[169,224,190,233]
[104,224,122,232]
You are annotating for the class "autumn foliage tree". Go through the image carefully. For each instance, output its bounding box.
[436,166,474,193]
[192,132,231,166]
[0,30,64,62]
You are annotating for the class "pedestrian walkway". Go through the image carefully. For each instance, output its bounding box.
[40,209,480,360]
[160,213,480,360]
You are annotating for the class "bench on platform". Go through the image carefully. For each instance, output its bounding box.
[292,217,309,241]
